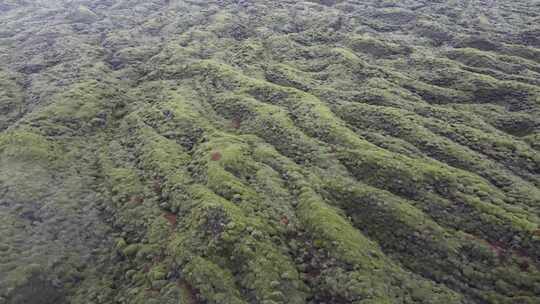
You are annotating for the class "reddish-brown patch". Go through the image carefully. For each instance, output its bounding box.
[145,288,160,296]
[130,195,144,204]
[487,241,506,257]
[280,215,289,226]
[519,260,530,272]
[231,117,241,129]
[177,280,200,304]
[163,212,177,227]
[304,269,321,280]
[533,229,540,237]
[464,234,533,268]
[514,248,530,259]
[211,151,222,161]
[464,233,477,241]
[143,264,151,273]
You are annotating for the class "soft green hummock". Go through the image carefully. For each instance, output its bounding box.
[0,0,539,303]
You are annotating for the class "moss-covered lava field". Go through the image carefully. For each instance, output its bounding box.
[1,0,540,303]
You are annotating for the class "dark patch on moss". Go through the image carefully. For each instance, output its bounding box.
[6,273,66,304]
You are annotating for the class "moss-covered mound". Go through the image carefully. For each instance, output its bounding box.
[1,0,539,303]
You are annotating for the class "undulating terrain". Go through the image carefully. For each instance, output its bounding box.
[1,0,540,303]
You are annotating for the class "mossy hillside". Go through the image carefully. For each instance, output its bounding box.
[0,80,139,304]
[171,186,307,304]
[347,35,412,58]
[0,130,58,162]
[100,111,309,303]
[335,102,540,203]
[398,55,540,110]
[0,129,113,303]
[179,61,537,209]
[166,150,304,300]
[179,60,375,150]
[0,263,67,304]
[458,104,539,138]
[334,78,535,175]
[163,56,540,257]
[303,47,381,92]
[2,0,540,303]
[182,135,309,303]
[322,81,538,182]
[296,186,464,303]
[394,104,538,167]
[0,130,61,204]
[0,70,24,130]
[27,80,126,137]
[445,48,540,81]
[111,104,464,303]
[81,127,183,303]
[338,148,539,249]
[206,92,323,164]
[181,256,246,304]
[319,175,540,303]
[264,64,319,92]
[422,117,539,181]
[503,43,540,65]
[245,142,456,303]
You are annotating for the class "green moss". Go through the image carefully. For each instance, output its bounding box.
[197,91,319,163]
[0,130,61,201]
[339,147,537,229]
[296,186,462,303]
[298,187,380,265]
[320,175,540,302]
[121,116,308,302]
[413,19,455,45]
[523,133,540,150]
[3,264,66,304]
[183,257,245,304]
[2,1,539,303]
[336,102,540,208]
[264,64,317,91]
[0,70,23,129]
[0,130,58,162]
[106,167,143,204]
[147,264,167,281]
[169,184,307,303]
[28,81,121,135]
[447,48,507,70]
[347,35,411,58]
[122,244,141,257]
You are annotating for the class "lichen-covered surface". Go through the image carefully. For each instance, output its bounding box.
[1,0,539,303]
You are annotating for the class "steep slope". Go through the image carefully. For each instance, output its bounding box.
[0,0,539,303]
